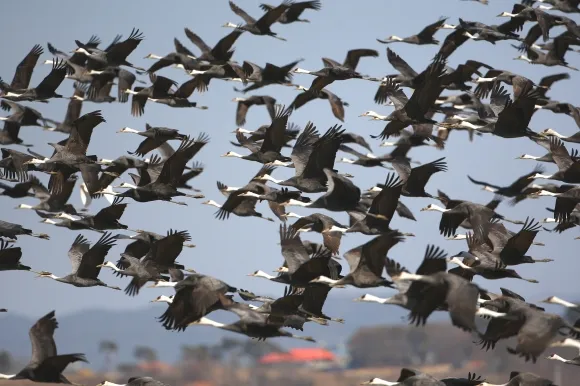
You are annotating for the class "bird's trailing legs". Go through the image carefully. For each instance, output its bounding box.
[184,193,205,199]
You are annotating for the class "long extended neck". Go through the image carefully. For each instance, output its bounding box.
[357,294,388,304]
[396,272,426,282]
[550,296,579,309]
[0,374,15,379]
[191,317,226,328]
[312,276,342,287]
[102,381,125,386]
[547,354,569,363]
[476,308,506,319]
[366,379,397,386]
[286,198,311,207]
[149,281,177,288]
[545,129,566,139]
[250,270,276,280]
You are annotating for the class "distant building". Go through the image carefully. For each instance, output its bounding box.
[259,348,339,369]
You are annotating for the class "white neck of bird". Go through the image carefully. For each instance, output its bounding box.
[340,158,356,164]
[363,379,397,386]
[548,296,578,308]
[222,151,243,158]
[189,69,207,75]
[360,111,387,120]
[292,68,312,74]
[515,55,532,63]
[542,218,556,223]
[16,204,34,209]
[311,276,340,286]
[325,225,349,233]
[144,54,163,60]
[223,22,238,29]
[124,89,138,95]
[43,59,55,65]
[101,381,124,386]
[420,204,448,213]
[5,92,22,97]
[356,294,388,304]
[447,257,472,270]
[547,354,568,363]
[118,127,141,134]
[446,234,466,241]
[459,121,480,130]
[268,160,293,167]
[518,154,538,160]
[388,36,404,41]
[538,4,553,9]
[498,11,518,17]
[286,199,311,207]
[57,213,79,220]
[150,281,177,288]
[295,85,309,91]
[234,128,252,134]
[479,382,508,386]
[202,200,222,208]
[0,374,15,380]
[42,219,57,225]
[474,76,497,83]
[39,273,60,280]
[379,141,396,147]
[483,186,498,193]
[440,24,456,30]
[282,212,303,221]
[100,262,122,272]
[463,31,478,39]
[0,117,7,121]
[151,295,174,304]
[249,270,276,280]
[239,191,263,199]
[476,308,506,319]
[190,317,225,328]
[536,188,558,195]
[542,129,563,138]
[395,272,425,282]
[116,182,137,189]
[232,97,247,102]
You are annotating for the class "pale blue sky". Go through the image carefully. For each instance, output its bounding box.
[0,0,578,321]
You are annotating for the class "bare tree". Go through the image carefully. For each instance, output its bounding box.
[99,340,119,372]
[134,346,158,362]
[0,351,13,373]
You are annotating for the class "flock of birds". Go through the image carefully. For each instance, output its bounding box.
[2,0,580,385]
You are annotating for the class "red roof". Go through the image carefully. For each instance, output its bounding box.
[259,348,336,364]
